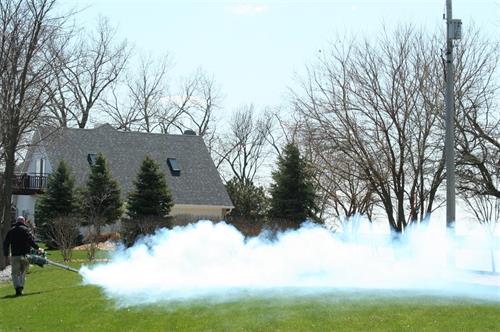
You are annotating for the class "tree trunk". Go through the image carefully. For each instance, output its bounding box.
[0,142,16,270]
[0,174,5,270]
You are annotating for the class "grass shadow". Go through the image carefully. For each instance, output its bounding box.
[2,290,50,299]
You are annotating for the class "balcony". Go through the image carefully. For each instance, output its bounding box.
[11,173,48,195]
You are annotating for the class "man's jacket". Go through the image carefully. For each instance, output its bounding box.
[3,222,39,256]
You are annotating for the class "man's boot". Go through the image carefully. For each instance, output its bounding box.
[15,287,23,296]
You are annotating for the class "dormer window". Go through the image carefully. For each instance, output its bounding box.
[87,153,97,166]
[167,158,180,175]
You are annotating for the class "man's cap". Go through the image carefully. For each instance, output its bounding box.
[16,216,26,224]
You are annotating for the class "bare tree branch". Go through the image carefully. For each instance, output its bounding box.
[45,16,130,128]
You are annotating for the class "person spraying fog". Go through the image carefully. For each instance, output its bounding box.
[3,216,43,296]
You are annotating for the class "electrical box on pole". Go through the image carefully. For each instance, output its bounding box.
[449,19,462,40]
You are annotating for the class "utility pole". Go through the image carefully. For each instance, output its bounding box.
[445,0,461,229]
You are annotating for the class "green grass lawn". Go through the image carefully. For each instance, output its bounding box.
[1,250,499,331]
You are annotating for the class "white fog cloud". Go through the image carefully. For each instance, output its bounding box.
[81,220,500,307]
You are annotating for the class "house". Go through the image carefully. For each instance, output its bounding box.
[13,124,233,223]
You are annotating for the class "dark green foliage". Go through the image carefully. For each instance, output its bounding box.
[127,155,173,219]
[35,160,78,248]
[124,156,173,246]
[226,178,268,221]
[80,153,123,225]
[268,143,319,226]
[36,160,77,222]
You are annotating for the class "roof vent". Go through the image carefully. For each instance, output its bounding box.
[183,129,196,135]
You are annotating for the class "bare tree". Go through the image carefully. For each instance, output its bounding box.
[294,27,499,233]
[157,75,195,134]
[159,68,221,138]
[265,108,298,158]
[183,70,220,137]
[0,0,69,269]
[212,105,274,184]
[104,54,171,132]
[293,28,449,233]
[100,82,138,131]
[103,64,221,142]
[456,110,500,198]
[453,32,500,271]
[286,110,375,228]
[45,215,80,261]
[45,16,129,128]
[315,150,376,226]
[454,31,500,199]
[42,29,74,127]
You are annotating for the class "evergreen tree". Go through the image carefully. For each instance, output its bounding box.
[36,160,77,221]
[226,178,268,221]
[127,155,173,218]
[268,143,319,225]
[80,153,123,226]
[35,160,78,248]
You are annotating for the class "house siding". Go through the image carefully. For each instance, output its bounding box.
[14,145,51,222]
[26,145,51,175]
[170,204,231,220]
[13,195,37,222]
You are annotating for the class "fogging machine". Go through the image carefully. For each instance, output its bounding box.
[27,249,79,273]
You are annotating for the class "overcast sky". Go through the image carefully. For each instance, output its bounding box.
[62,0,500,113]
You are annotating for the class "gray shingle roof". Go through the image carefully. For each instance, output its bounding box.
[35,125,233,207]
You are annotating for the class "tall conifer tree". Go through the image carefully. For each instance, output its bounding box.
[35,160,78,248]
[81,153,123,225]
[36,160,77,221]
[269,143,319,225]
[127,155,173,218]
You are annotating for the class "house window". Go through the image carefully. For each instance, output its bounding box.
[35,159,45,175]
[87,153,97,166]
[167,158,181,174]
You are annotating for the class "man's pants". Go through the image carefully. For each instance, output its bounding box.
[11,256,29,289]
